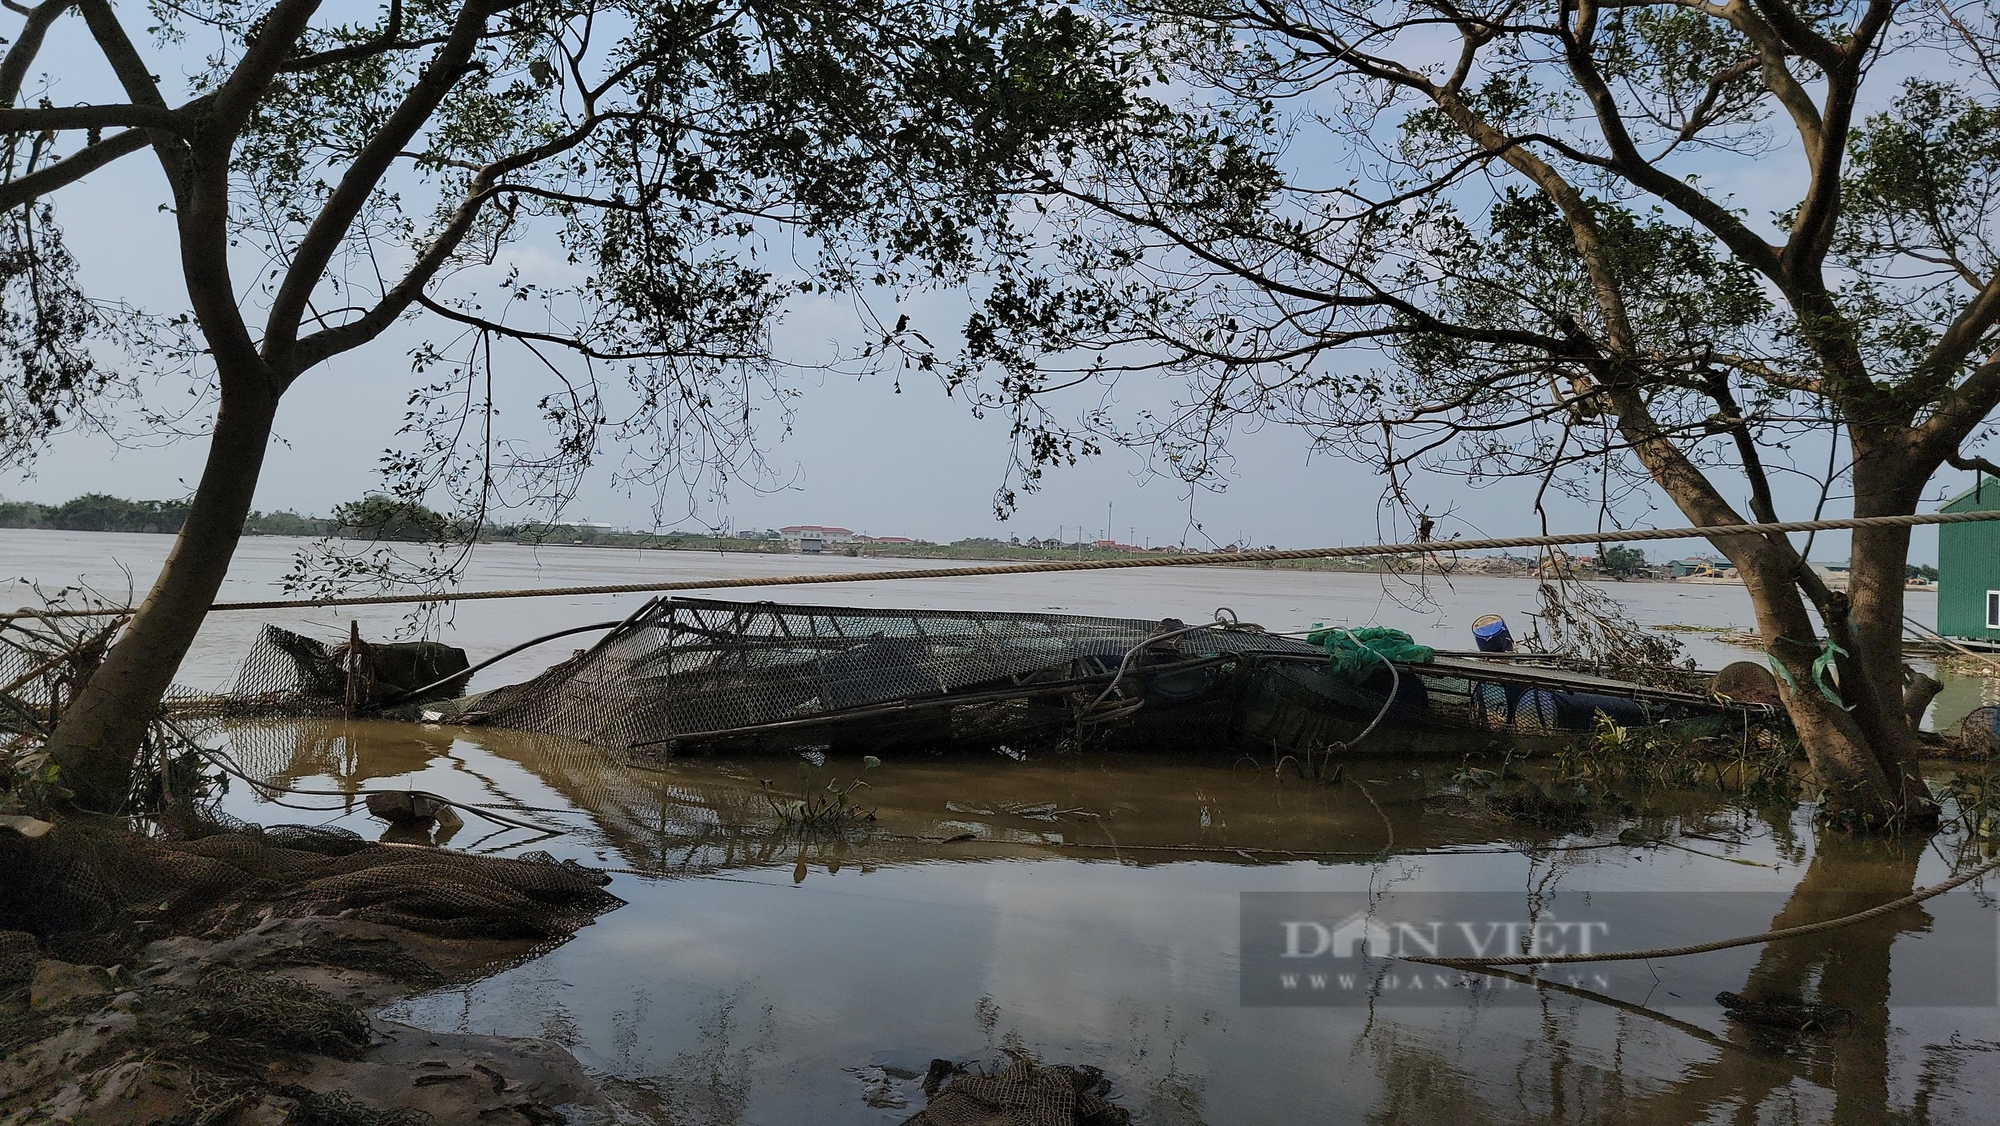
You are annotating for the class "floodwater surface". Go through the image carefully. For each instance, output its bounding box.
[213,719,2000,1125]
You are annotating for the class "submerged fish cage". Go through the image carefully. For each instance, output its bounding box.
[193,596,1777,761]
[391,597,1771,759]
[410,597,1328,756]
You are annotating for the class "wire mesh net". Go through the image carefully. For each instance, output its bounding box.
[166,624,471,730]
[444,597,1325,751]
[1959,705,2000,756]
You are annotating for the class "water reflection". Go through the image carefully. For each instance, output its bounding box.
[218,719,1999,1124]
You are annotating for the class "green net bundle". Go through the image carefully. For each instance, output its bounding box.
[1306,625,1435,682]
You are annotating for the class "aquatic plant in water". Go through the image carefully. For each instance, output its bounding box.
[761,755,881,829]
[1937,768,2000,846]
[1555,714,1800,808]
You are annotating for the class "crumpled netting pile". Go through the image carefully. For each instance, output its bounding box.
[0,817,622,967]
[0,928,38,986]
[905,1058,1133,1126]
[187,966,374,1057]
[277,1085,436,1126]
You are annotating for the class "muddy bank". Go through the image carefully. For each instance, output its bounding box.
[0,820,649,1125]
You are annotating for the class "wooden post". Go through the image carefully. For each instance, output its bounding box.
[345,619,363,717]
[1903,665,1943,730]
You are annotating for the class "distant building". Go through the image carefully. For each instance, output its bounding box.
[1939,478,2000,638]
[854,535,914,545]
[779,525,854,551]
[1668,556,1726,578]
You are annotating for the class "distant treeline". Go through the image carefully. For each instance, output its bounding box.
[0,494,334,537]
[0,492,790,547]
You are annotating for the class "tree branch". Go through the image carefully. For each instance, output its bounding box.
[73,0,170,113]
[201,0,326,150]
[1781,0,1891,283]
[0,103,184,133]
[278,0,406,71]
[0,0,77,107]
[1915,340,2000,461]
[290,116,610,372]
[74,0,189,206]
[263,0,502,366]
[415,294,760,361]
[0,126,148,207]
[280,32,453,72]
[1557,0,1785,280]
[1947,450,2000,479]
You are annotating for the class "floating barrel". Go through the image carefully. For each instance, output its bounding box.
[1512,689,1561,732]
[1511,688,1647,732]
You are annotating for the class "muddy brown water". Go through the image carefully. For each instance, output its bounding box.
[211,719,2000,1124]
[9,527,1999,1120]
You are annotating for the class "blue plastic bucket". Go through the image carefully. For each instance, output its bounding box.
[1471,615,1514,653]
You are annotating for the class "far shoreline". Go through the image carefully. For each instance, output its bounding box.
[2,523,1942,591]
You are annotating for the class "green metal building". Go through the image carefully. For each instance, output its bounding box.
[1938,477,2000,638]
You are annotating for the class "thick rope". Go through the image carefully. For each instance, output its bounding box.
[1411,851,2000,967]
[12,507,2000,619]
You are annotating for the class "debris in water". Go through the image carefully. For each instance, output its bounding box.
[1488,787,1595,834]
[850,1064,915,1109]
[1716,990,1854,1035]
[905,1056,1131,1126]
[1001,801,1062,821]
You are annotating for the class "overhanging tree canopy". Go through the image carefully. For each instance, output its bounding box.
[958,0,2000,826]
[0,0,1129,808]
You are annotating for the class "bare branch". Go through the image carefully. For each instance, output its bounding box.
[1947,450,2000,478]
[415,295,760,361]
[263,0,506,367]
[0,127,149,207]
[0,103,184,133]
[0,0,77,107]
[290,116,610,372]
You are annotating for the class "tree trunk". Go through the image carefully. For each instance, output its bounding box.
[1840,449,1935,819]
[45,377,280,810]
[1732,551,1906,825]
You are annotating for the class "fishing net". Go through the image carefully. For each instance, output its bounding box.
[173,624,471,721]
[0,817,623,968]
[189,966,374,1056]
[1306,625,1436,681]
[436,597,1325,751]
[906,1058,1132,1126]
[1958,706,2000,756]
